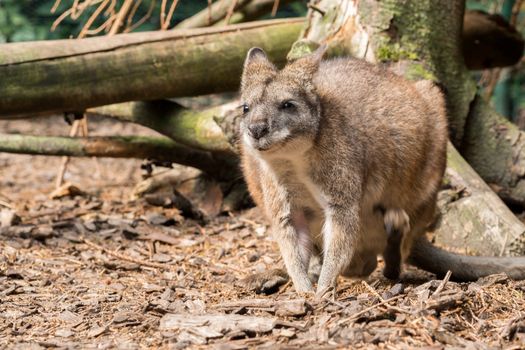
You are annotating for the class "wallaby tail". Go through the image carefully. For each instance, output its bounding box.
[408,236,525,281]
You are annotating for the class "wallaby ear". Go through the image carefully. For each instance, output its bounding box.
[241,47,277,93]
[284,44,328,80]
[309,44,328,64]
[244,47,268,66]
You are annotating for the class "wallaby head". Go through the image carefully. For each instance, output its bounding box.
[239,46,327,155]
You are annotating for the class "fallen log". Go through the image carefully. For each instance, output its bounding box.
[0,133,233,178]
[0,18,303,118]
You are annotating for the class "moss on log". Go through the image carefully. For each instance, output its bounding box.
[356,0,476,146]
[87,100,239,155]
[0,19,303,118]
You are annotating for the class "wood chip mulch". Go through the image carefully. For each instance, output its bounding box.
[1,117,524,349]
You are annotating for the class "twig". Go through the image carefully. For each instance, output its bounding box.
[271,0,280,17]
[362,280,383,300]
[108,0,134,35]
[125,0,156,32]
[276,279,292,295]
[82,237,175,270]
[207,0,213,25]
[160,0,180,30]
[431,270,452,298]
[484,67,502,99]
[55,118,82,188]
[85,17,114,35]
[0,192,12,202]
[0,200,12,209]
[224,0,239,25]
[51,0,63,13]
[337,295,405,325]
[126,0,143,29]
[51,0,103,31]
[308,3,326,16]
[70,0,82,20]
[484,68,501,99]
[104,0,118,17]
[78,0,110,38]
[162,0,180,30]
[362,280,410,314]
[56,0,129,187]
[510,0,524,26]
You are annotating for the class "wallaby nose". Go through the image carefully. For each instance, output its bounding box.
[247,122,269,140]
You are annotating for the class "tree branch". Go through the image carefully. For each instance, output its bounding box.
[86,100,240,155]
[0,133,235,178]
[174,0,251,29]
[213,0,297,26]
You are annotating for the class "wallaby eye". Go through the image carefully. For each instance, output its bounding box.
[280,101,295,110]
[241,103,250,114]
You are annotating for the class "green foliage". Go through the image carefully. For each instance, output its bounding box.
[0,0,79,42]
[0,0,306,42]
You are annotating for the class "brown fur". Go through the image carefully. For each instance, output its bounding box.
[238,47,525,293]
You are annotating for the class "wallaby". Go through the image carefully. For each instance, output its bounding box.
[238,46,525,294]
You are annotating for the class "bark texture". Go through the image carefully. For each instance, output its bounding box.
[461,96,525,208]
[437,143,525,256]
[0,19,302,118]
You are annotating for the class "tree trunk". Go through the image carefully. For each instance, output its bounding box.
[0,19,302,118]
[299,0,525,256]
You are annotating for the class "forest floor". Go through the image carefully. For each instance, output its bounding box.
[1,117,525,350]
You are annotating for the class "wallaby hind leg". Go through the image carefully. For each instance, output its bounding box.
[382,209,410,280]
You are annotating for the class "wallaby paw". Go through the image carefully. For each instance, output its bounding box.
[238,268,289,295]
[382,266,401,281]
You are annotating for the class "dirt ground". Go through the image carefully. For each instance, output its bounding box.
[1,117,525,349]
